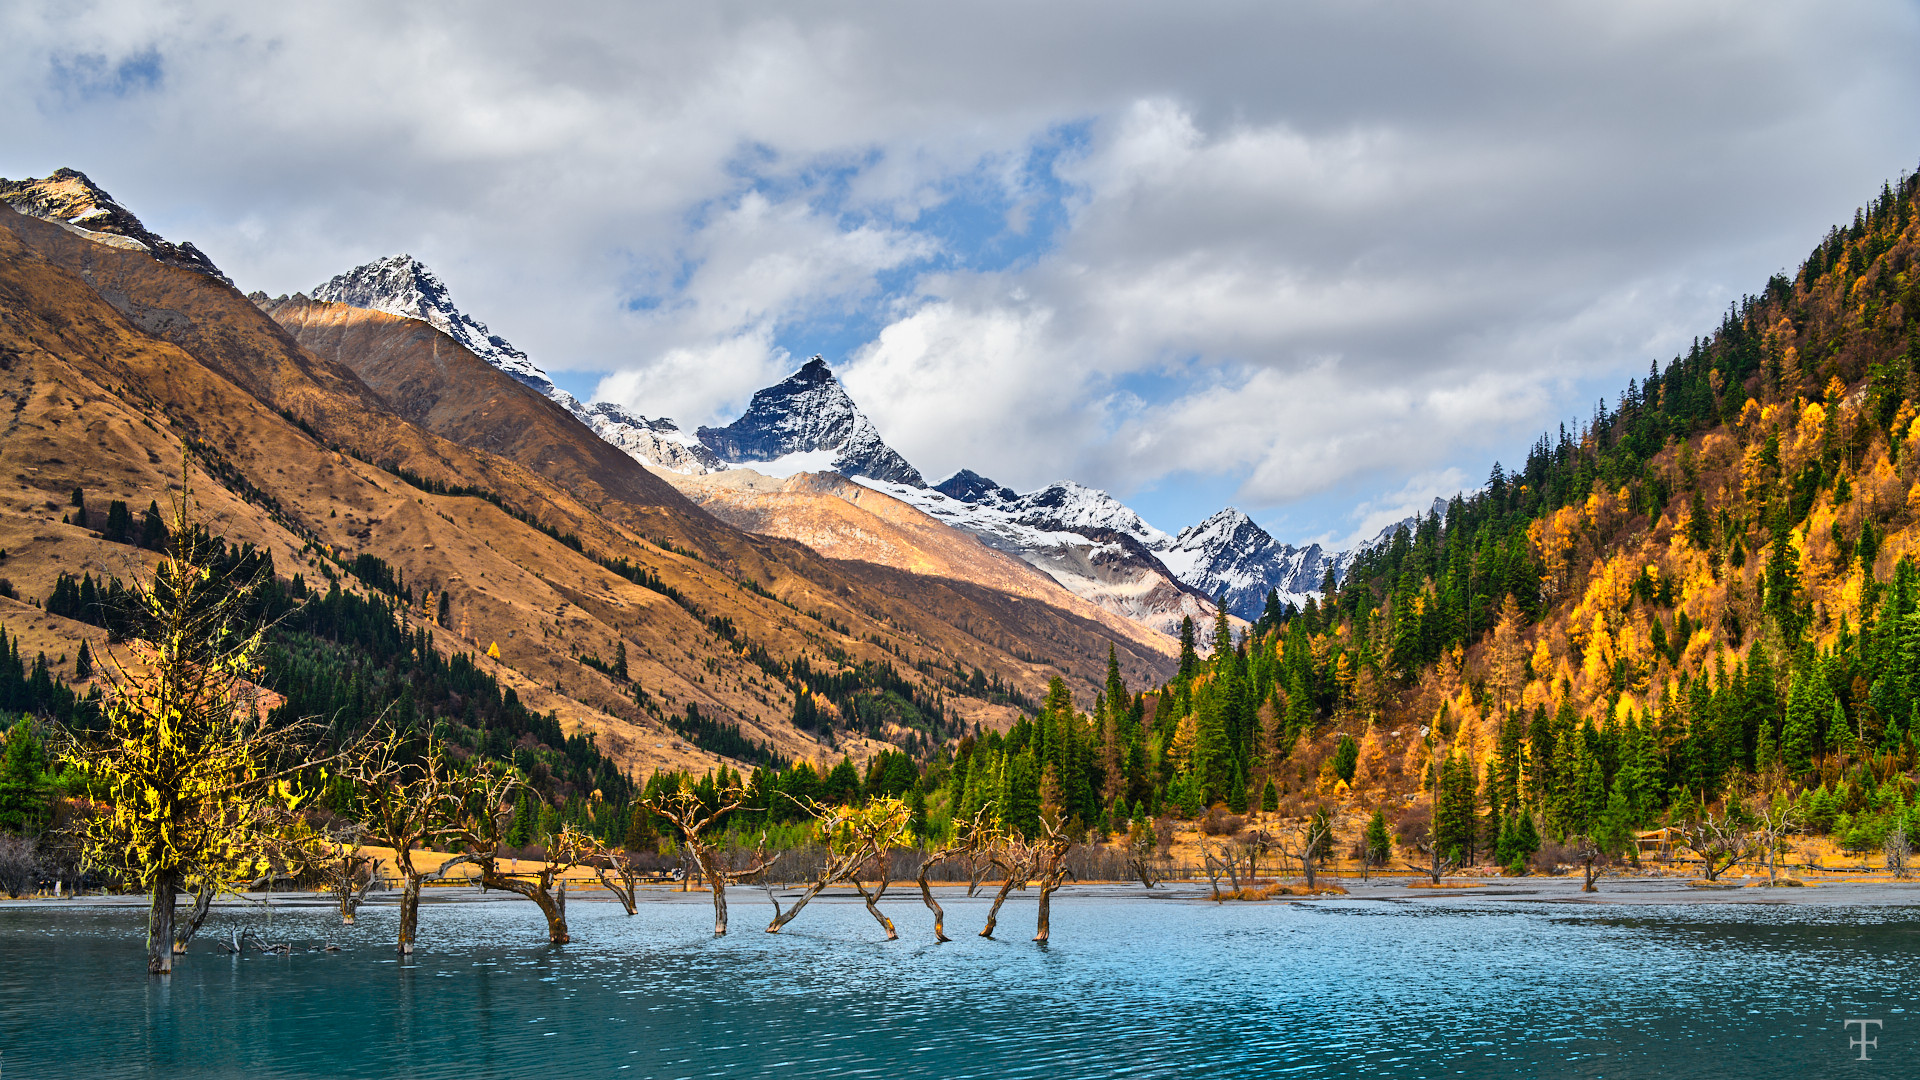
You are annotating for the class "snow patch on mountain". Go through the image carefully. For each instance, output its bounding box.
[853,473,1216,634]
[579,404,725,474]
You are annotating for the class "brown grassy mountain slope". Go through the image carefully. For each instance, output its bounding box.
[0,207,776,774]
[1,203,1172,778]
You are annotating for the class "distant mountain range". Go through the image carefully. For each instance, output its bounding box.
[301,254,1424,628]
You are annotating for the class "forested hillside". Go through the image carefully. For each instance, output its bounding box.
[1140,166,1920,861]
[594,167,1920,874]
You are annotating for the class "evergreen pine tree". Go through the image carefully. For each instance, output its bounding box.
[0,719,51,834]
[1005,750,1041,838]
[622,804,656,853]
[507,791,534,847]
[1332,734,1359,785]
[139,500,167,551]
[1260,777,1279,812]
[1364,808,1391,868]
[1191,685,1231,804]
[1226,759,1248,813]
[1178,617,1198,680]
[908,788,929,840]
[1781,666,1821,774]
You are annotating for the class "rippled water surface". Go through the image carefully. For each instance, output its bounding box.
[3,891,1919,1077]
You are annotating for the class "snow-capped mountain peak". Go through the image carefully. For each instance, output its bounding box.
[1158,506,1353,618]
[311,255,576,408]
[0,167,228,282]
[1004,481,1173,548]
[696,356,923,486]
[309,254,727,474]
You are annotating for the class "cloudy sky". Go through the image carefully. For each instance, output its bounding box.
[5,1,1919,545]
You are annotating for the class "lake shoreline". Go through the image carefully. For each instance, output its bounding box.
[10,873,1920,911]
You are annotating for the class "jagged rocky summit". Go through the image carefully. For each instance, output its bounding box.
[897,474,1359,621]
[696,357,925,487]
[1160,508,1354,618]
[0,168,228,282]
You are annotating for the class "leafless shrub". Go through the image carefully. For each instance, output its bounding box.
[1393,804,1432,852]
[1200,806,1244,836]
[0,836,39,898]
[1532,840,1575,874]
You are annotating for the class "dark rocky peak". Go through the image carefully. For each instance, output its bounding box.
[935,469,1016,504]
[697,355,924,486]
[0,167,228,281]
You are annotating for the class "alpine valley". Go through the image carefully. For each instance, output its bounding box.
[7,155,1920,912]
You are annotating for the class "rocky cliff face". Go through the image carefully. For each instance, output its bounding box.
[0,168,228,281]
[696,356,925,486]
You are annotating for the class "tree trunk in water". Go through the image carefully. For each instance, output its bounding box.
[1582,858,1598,892]
[852,879,896,940]
[174,884,215,953]
[766,875,835,933]
[398,874,421,954]
[917,865,949,942]
[1034,881,1061,942]
[482,870,569,944]
[980,876,1021,939]
[710,879,729,936]
[148,869,181,975]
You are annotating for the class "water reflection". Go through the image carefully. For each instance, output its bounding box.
[1,894,1917,1077]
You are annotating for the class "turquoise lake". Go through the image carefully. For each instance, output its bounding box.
[2,889,1917,1077]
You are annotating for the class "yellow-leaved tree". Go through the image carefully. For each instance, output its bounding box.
[65,482,341,974]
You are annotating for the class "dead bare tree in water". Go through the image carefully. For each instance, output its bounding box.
[1029,814,1077,942]
[1198,838,1240,900]
[1676,805,1756,883]
[1276,813,1338,891]
[766,796,911,938]
[978,836,1034,940]
[644,782,778,936]
[916,806,999,942]
[444,763,581,944]
[315,821,382,924]
[584,838,645,916]
[1124,818,1161,889]
[348,733,459,953]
